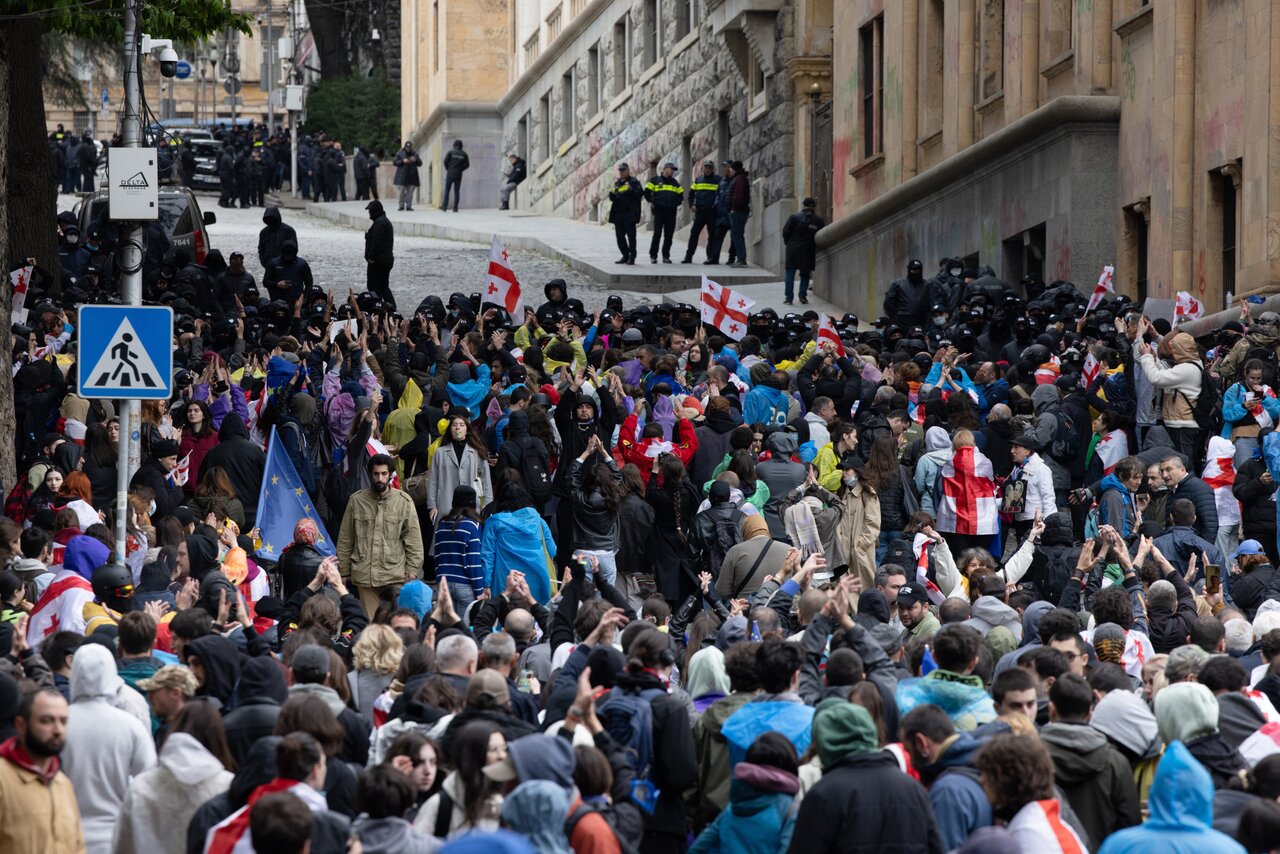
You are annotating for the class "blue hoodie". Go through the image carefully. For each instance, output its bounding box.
[64,535,111,581]
[479,507,555,603]
[1098,741,1245,854]
[743,384,790,427]
[923,733,993,850]
[721,700,814,766]
[1097,473,1136,539]
[688,762,799,854]
[446,362,492,416]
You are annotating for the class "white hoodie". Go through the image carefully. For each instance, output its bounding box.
[113,733,233,854]
[62,644,157,854]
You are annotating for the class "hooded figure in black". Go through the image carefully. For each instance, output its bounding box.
[201,413,267,528]
[552,383,621,568]
[536,278,585,325]
[264,239,313,305]
[884,259,931,329]
[185,633,242,710]
[187,534,238,621]
[364,200,396,308]
[258,206,298,268]
[222,656,288,765]
[215,251,256,317]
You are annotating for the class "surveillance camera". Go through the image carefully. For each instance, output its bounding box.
[157,45,179,77]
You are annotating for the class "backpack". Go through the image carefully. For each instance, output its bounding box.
[512,437,553,503]
[1245,346,1280,388]
[1029,544,1079,603]
[3,474,31,523]
[1186,364,1225,441]
[1049,411,1080,462]
[595,686,666,777]
[702,504,743,576]
[564,801,639,854]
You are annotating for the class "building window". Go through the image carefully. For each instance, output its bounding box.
[612,17,631,96]
[1124,202,1150,304]
[977,0,1004,102]
[643,0,660,66]
[432,2,439,72]
[1043,0,1072,60]
[524,33,541,69]
[717,109,730,158]
[747,51,767,116]
[1002,224,1046,284]
[919,0,943,134]
[676,0,697,40]
[561,70,575,140]
[517,115,529,162]
[571,0,587,15]
[539,92,551,161]
[1218,163,1242,297]
[859,15,884,159]
[587,44,601,116]
[546,5,563,44]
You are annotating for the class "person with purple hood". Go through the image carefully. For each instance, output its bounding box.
[689,731,799,854]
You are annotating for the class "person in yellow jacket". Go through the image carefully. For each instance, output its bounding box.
[815,422,860,492]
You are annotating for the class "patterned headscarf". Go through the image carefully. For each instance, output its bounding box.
[293,518,319,546]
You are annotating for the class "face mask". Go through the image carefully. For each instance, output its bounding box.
[148,501,156,515]
[65,233,79,246]
[842,473,858,486]
[932,316,947,327]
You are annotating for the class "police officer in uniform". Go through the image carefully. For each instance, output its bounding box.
[608,162,643,265]
[644,162,683,264]
[682,160,721,264]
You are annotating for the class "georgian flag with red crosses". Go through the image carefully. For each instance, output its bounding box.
[486,234,525,320]
[700,276,754,340]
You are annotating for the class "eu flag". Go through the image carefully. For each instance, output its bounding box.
[255,427,335,561]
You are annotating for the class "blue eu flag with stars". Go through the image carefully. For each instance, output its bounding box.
[255,427,335,561]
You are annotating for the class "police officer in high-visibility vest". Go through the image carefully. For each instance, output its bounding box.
[682,160,721,264]
[644,162,683,264]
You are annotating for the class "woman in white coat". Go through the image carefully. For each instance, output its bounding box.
[113,702,234,854]
[427,412,494,524]
[1005,434,1058,550]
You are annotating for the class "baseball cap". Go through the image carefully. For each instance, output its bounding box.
[896,582,929,607]
[137,665,198,697]
[466,669,510,710]
[703,159,716,167]
[908,259,923,270]
[1236,539,1266,558]
[621,327,643,344]
[290,644,331,683]
[802,197,817,208]
[617,162,629,171]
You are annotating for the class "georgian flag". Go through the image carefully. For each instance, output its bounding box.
[1082,352,1101,388]
[1203,436,1242,526]
[26,569,94,645]
[1095,429,1129,476]
[817,314,846,356]
[1086,265,1115,312]
[699,277,754,340]
[910,533,947,605]
[11,264,31,324]
[1175,291,1205,321]
[174,452,192,487]
[935,446,999,536]
[366,437,401,488]
[486,234,525,320]
[1249,385,1278,429]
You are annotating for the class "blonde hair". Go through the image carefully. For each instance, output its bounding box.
[952,429,976,449]
[353,624,405,674]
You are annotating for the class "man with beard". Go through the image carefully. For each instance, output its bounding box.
[0,688,83,853]
[338,453,425,617]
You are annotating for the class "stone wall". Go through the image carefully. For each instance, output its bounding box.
[498,0,802,273]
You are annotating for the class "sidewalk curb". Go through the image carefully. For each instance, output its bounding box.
[305,203,778,294]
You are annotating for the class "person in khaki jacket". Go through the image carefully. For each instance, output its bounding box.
[338,453,426,617]
[0,687,86,854]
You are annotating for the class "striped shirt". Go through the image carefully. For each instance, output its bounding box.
[433,517,484,592]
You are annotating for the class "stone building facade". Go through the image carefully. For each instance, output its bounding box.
[817,0,1280,323]
[400,0,834,274]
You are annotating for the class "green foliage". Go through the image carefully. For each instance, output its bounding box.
[302,73,401,155]
[8,0,250,42]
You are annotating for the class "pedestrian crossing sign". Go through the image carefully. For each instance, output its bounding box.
[76,305,173,400]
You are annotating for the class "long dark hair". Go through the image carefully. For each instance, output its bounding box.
[619,464,646,499]
[858,435,899,492]
[445,414,489,457]
[183,400,214,437]
[83,423,116,469]
[452,721,504,826]
[485,469,534,517]
[581,462,622,514]
[167,698,237,770]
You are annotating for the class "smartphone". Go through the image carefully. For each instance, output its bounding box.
[1206,564,1222,595]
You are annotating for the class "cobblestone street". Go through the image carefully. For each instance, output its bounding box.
[199,194,615,313]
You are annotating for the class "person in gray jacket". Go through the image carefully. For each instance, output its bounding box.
[756,431,806,540]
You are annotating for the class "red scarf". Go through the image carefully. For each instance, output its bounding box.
[0,735,60,785]
[205,778,299,854]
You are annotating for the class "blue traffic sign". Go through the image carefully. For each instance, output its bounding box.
[175,60,192,79]
[76,305,173,400]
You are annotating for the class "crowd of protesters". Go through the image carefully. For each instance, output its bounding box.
[12,224,1280,854]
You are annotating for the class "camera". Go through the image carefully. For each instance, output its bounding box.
[157,46,179,78]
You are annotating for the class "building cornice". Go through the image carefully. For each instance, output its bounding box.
[409,101,502,147]
[816,95,1121,250]
[496,0,614,114]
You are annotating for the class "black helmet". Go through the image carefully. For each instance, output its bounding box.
[91,563,135,612]
[1020,344,1051,365]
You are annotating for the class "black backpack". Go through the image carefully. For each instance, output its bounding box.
[565,801,639,854]
[510,437,553,503]
[1181,365,1224,442]
[701,504,744,576]
[1049,410,1080,462]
